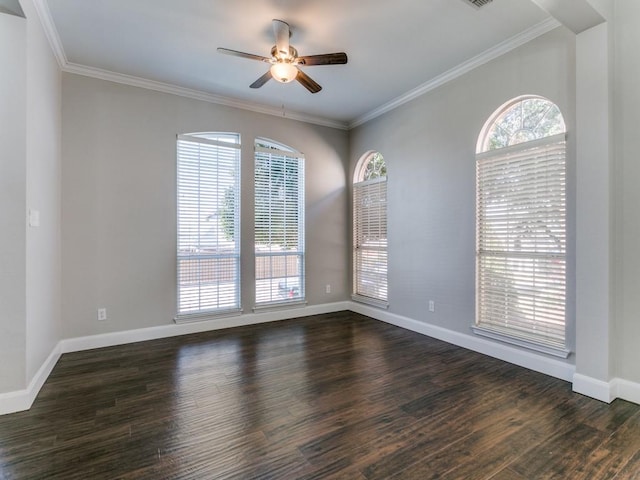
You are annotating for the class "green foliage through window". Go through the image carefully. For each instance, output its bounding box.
[481,97,566,152]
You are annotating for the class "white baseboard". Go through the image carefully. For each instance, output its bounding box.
[349,301,576,382]
[60,301,351,353]
[611,378,640,405]
[351,302,639,405]
[572,375,640,405]
[3,301,639,415]
[572,373,614,403]
[0,343,61,415]
[0,302,348,415]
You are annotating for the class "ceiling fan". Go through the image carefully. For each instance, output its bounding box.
[217,19,348,94]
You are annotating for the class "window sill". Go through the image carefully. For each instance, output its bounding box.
[252,300,308,313]
[351,294,389,310]
[174,308,243,324]
[471,325,571,359]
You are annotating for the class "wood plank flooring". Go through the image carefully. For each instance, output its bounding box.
[0,311,638,479]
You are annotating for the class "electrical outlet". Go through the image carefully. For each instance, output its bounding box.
[325,284,331,294]
[428,300,435,312]
[97,308,107,321]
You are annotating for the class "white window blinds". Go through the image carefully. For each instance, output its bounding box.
[353,176,388,304]
[176,133,241,317]
[475,134,567,355]
[254,143,305,306]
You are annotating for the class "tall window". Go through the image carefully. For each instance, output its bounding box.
[254,139,305,306]
[474,96,568,356]
[353,151,388,306]
[176,133,241,318]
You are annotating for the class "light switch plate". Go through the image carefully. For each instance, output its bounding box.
[28,209,40,227]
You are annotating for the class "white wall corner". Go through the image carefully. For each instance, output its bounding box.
[611,378,640,406]
[0,342,61,415]
[530,0,605,34]
[575,21,614,391]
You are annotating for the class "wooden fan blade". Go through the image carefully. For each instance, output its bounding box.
[297,52,348,66]
[217,48,271,63]
[272,19,290,58]
[296,69,322,93]
[250,70,273,89]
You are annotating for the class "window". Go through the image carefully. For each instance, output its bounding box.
[176,133,241,318]
[254,139,305,307]
[353,151,388,307]
[474,96,568,356]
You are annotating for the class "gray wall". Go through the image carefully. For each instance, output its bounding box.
[61,74,349,338]
[615,0,640,384]
[6,1,640,399]
[350,28,576,362]
[23,0,63,388]
[0,0,61,395]
[0,12,27,392]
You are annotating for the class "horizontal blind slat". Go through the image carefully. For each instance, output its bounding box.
[177,134,241,314]
[476,136,566,348]
[353,173,388,303]
[255,146,305,306]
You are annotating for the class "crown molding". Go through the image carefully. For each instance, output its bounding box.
[62,62,349,130]
[32,0,559,132]
[349,17,562,129]
[32,0,67,67]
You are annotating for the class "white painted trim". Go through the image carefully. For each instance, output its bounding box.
[174,308,243,324]
[61,301,350,354]
[351,294,389,310]
[349,18,562,129]
[31,0,67,67]
[61,63,349,130]
[572,375,640,405]
[572,373,614,402]
[0,301,349,415]
[471,326,571,359]
[349,301,576,382]
[4,302,637,416]
[0,343,61,415]
[612,378,640,406]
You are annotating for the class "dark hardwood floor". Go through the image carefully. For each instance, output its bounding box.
[0,312,638,479]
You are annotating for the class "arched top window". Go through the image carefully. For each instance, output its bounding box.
[477,95,566,153]
[354,151,386,183]
[255,137,303,156]
[474,96,568,357]
[352,150,388,307]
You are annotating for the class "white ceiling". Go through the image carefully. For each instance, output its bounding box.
[43,0,556,128]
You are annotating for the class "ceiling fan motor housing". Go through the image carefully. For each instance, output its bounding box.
[271,45,298,62]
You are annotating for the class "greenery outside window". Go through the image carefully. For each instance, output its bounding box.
[474,96,568,357]
[353,151,388,307]
[254,138,305,308]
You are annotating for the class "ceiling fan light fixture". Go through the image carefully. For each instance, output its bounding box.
[270,62,298,83]
[218,19,346,93]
